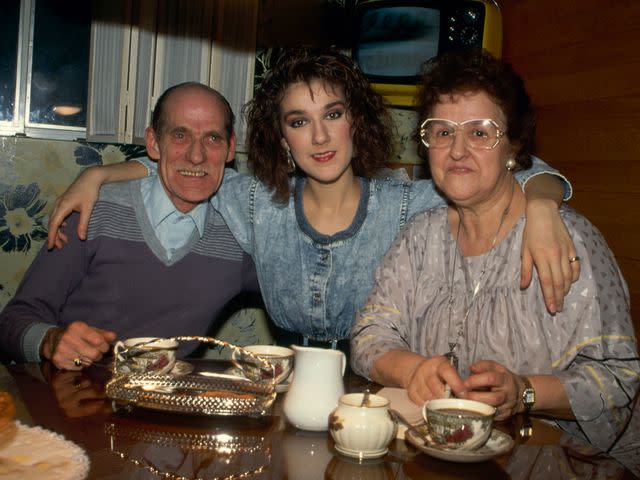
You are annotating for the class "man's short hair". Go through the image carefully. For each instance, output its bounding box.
[151,82,235,140]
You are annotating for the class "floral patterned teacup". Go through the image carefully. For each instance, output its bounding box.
[232,345,294,386]
[422,398,495,451]
[113,337,178,375]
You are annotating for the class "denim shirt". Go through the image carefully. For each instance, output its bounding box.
[141,156,570,342]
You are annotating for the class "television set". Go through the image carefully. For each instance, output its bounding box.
[352,0,502,107]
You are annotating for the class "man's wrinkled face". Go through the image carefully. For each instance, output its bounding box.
[146,87,235,213]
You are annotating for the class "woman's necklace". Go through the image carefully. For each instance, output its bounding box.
[444,180,516,371]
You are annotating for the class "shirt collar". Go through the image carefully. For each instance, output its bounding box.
[142,176,208,238]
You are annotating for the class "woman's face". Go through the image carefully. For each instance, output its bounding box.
[279,79,354,185]
[427,91,514,208]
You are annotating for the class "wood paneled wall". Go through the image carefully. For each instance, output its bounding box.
[500,1,640,335]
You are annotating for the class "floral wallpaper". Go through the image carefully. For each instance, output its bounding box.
[0,137,147,308]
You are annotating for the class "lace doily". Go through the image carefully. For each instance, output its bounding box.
[0,421,90,480]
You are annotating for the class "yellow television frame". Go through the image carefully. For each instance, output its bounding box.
[365,0,503,108]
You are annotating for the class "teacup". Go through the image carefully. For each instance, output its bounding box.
[329,393,397,459]
[422,398,495,451]
[113,337,178,375]
[232,345,294,385]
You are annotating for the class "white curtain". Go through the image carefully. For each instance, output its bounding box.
[87,0,258,149]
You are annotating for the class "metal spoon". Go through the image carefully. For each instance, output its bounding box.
[360,388,371,407]
[389,408,429,444]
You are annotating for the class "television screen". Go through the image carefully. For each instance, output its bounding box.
[356,7,440,80]
[352,1,501,106]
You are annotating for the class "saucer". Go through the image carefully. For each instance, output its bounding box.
[113,360,193,376]
[225,366,293,393]
[405,425,514,463]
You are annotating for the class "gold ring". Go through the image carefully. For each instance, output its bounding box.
[73,357,83,367]
[569,256,580,263]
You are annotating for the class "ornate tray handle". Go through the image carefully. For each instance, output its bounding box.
[106,336,277,417]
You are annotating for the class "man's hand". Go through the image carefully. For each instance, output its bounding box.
[49,370,112,418]
[41,321,117,370]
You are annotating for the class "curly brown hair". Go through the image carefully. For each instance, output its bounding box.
[244,48,393,203]
[414,50,535,170]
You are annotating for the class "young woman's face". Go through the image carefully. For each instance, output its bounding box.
[279,79,354,185]
[427,90,514,208]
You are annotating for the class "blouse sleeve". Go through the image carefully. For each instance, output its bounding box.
[207,169,255,255]
[350,212,434,378]
[549,210,639,453]
[134,156,155,176]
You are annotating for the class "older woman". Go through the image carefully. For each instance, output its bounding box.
[350,50,639,469]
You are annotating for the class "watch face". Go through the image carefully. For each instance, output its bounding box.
[523,389,535,404]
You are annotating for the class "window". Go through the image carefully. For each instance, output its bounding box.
[29,0,90,128]
[0,0,258,146]
[0,0,21,124]
[0,0,91,140]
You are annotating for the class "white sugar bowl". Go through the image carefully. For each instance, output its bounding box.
[329,393,397,459]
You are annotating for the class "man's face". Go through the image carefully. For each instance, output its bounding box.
[145,87,235,213]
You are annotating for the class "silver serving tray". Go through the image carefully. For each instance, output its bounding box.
[106,336,277,417]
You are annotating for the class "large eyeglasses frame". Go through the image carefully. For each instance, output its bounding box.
[419,118,506,150]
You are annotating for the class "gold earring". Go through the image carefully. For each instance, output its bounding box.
[506,158,516,171]
[286,150,295,173]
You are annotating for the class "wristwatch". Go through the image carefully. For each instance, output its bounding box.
[520,376,535,414]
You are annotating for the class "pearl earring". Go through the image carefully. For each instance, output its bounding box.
[505,158,516,171]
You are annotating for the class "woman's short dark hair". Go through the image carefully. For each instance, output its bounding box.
[415,50,535,169]
[244,48,393,202]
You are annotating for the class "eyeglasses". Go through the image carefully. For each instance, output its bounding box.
[419,118,505,150]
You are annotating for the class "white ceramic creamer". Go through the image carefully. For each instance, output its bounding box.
[282,345,346,431]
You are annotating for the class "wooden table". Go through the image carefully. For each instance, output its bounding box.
[0,361,635,479]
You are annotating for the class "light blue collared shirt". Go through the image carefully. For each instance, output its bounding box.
[140,176,208,260]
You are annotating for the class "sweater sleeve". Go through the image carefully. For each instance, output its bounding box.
[0,213,91,363]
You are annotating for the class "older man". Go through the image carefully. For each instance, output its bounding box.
[0,82,259,369]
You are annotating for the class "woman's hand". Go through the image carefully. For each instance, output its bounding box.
[463,360,522,421]
[521,198,580,313]
[41,321,117,371]
[46,167,103,250]
[405,356,466,405]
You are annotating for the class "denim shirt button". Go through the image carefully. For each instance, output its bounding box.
[313,292,321,303]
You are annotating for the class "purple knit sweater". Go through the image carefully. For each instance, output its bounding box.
[0,180,259,362]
